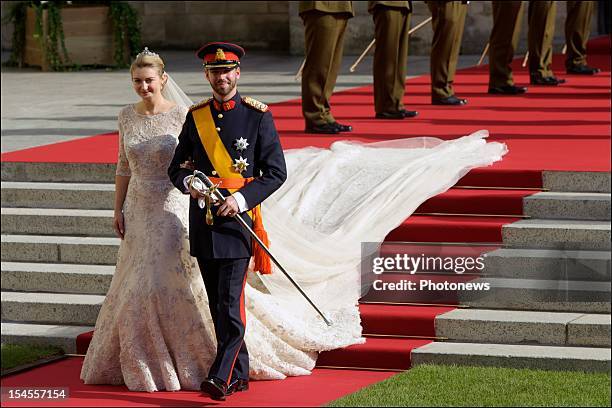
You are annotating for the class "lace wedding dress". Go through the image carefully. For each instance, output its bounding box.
[80,102,506,392]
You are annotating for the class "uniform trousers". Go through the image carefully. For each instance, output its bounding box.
[198,257,250,385]
[301,11,350,127]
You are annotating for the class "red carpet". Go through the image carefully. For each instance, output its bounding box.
[2,37,610,404]
[359,304,456,337]
[387,215,522,243]
[416,189,534,215]
[316,338,431,371]
[0,357,396,407]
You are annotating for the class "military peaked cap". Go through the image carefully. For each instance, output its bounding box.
[196,42,245,69]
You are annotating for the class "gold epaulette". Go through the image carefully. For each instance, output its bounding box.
[189,98,213,112]
[242,96,269,112]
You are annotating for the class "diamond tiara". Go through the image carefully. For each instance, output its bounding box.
[136,47,159,59]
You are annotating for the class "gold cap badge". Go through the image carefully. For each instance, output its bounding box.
[215,48,226,61]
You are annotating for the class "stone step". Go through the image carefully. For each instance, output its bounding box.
[1,162,114,183]
[1,235,119,264]
[523,192,611,221]
[1,291,104,326]
[568,315,612,348]
[1,322,93,354]
[4,163,608,193]
[542,171,611,193]
[435,309,610,347]
[502,219,611,250]
[1,181,114,210]
[459,278,611,313]
[1,208,115,237]
[411,342,611,372]
[1,262,113,295]
[483,248,611,282]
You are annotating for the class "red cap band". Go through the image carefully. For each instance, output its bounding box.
[204,51,239,63]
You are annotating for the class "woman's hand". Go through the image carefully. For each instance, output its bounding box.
[114,211,125,240]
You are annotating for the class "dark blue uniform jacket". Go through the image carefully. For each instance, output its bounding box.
[168,92,287,259]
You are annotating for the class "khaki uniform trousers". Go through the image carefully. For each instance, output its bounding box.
[488,1,524,88]
[301,11,350,127]
[565,0,595,68]
[427,1,468,99]
[373,6,411,113]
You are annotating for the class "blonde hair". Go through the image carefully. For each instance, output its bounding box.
[130,52,165,78]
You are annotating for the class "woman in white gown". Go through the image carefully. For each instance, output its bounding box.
[80,50,507,392]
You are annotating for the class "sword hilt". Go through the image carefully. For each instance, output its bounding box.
[194,170,226,202]
[194,170,216,190]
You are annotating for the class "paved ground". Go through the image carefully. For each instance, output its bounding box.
[1,50,481,153]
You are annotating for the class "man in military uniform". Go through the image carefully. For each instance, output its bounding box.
[528,1,566,85]
[168,42,287,401]
[487,1,528,95]
[426,1,469,105]
[565,0,600,74]
[300,1,354,134]
[369,1,419,119]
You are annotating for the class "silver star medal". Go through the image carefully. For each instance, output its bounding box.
[234,137,249,152]
[233,156,249,174]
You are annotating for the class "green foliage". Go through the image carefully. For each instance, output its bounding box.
[2,1,28,67]
[328,364,611,407]
[44,1,71,70]
[109,0,142,68]
[3,0,141,70]
[1,343,63,371]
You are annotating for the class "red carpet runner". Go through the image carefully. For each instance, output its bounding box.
[0,358,395,407]
[1,37,610,405]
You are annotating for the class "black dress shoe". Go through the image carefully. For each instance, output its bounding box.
[227,379,249,395]
[375,111,405,119]
[566,64,601,75]
[400,109,419,118]
[432,95,467,105]
[330,122,353,132]
[530,74,566,85]
[200,377,227,401]
[305,123,340,134]
[488,85,528,95]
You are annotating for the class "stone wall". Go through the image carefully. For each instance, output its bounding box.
[1,1,601,57]
[129,1,290,51]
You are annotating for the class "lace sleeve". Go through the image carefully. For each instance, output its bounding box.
[115,113,131,177]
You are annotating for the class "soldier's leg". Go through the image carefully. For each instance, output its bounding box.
[229,342,249,384]
[528,0,556,78]
[565,0,595,68]
[302,11,344,128]
[373,7,410,114]
[321,15,349,125]
[396,11,410,111]
[428,1,467,100]
[205,257,250,386]
[445,2,467,96]
[198,258,220,339]
[489,1,524,88]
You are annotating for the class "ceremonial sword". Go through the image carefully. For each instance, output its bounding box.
[191,170,333,327]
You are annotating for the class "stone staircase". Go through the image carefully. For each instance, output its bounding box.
[1,162,116,353]
[1,162,611,372]
[412,172,611,372]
